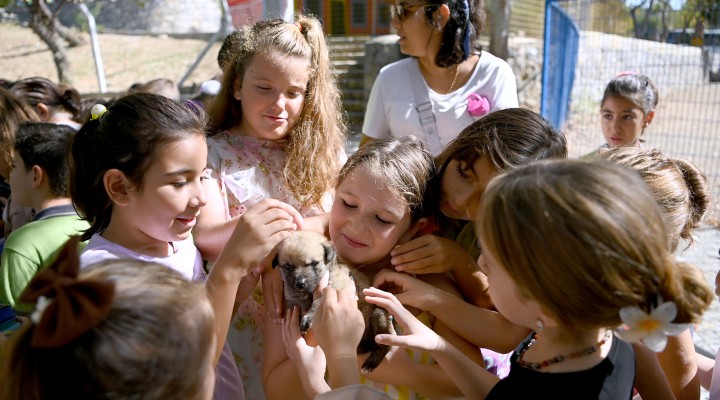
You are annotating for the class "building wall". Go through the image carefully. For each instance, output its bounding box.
[510,0,545,38]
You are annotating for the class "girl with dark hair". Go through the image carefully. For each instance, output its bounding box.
[10,77,83,130]
[361,0,518,155]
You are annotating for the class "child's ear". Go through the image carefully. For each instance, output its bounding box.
[644,110,655,127]
[433,4,451,30]
[103,169,131,206]
[35,103,51,121]
[30,165,44,188]
[232,77,243,101]
[398,218,428,244]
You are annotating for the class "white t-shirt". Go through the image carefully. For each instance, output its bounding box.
[79,234,206,283]
[363,52,519,156]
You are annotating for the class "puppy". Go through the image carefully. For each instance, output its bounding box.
[273,231,393,373]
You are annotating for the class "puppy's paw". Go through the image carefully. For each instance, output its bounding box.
[300,314,313,333]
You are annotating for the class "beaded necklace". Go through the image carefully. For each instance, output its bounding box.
[516,330,612,370]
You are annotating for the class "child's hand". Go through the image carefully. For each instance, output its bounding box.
[390,234,474,274]
[281,306,329,397]
[263,267,285,323]
[219,199,304,276]
[314,287,365,360]
[372,270,446,312]
[363,287,443,353]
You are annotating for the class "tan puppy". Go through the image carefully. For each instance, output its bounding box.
[273,231,393,373]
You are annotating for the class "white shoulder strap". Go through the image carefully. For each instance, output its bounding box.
[406,60,442,154]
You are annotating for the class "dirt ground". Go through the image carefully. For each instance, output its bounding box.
[0,22,222,95]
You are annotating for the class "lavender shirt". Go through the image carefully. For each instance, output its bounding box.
[80,234,245,400]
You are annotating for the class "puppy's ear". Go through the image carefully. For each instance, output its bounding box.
[322,242,335,263]
[272,253,279,269]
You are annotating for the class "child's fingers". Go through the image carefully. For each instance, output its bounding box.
[372,269,417,290]
[390,236,428,257]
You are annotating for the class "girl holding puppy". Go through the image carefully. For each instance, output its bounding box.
[365,159,713,398]
[265,137,485,400]
[195,16,346,397]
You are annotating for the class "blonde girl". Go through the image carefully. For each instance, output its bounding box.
[596,146,710,400]
[365,159,713,398]
[195,15,346,398]
[267,137,486,399]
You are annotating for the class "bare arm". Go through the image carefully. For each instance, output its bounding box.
[390,234,493,307]
[374,270,529,353]
[697,352,714,390]
[366,287,500,399]
[193,175,238,262]
[632,341,675,400]
[657,331,700,400]
[206,199,303,365]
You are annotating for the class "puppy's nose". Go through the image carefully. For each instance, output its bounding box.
[295,279,307,290]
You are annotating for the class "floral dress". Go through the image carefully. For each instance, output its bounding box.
[207,131,336,400]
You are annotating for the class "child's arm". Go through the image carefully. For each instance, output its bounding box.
[374,270,529,353]
[657,331,700,400]
[281,307,330,397]
[206,199,303,365]
[632,342,675,400]
[390,234,493,307]
[365,287,500,399]
[263,311,313,400]
[313,288,366,390]
[193,174,239,262]
[697,351,714,390]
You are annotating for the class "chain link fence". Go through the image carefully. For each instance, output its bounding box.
[542,0,720,224]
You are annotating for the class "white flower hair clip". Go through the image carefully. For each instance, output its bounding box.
[614,299,690,352]
[30,295,52,325]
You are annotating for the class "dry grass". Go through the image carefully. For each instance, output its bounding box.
[0,22,222,94]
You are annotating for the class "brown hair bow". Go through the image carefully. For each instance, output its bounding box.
[19,236,115,348]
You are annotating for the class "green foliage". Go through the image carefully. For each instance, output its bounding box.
[680,0,719,27]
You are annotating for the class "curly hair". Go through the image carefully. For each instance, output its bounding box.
[207,15,346,208]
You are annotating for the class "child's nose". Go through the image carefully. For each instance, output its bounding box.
[190,184,207,208]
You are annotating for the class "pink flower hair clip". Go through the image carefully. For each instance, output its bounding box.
[467,93,490,117]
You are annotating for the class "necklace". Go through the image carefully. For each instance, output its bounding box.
[447,64,460,94]
[516,330,612,370]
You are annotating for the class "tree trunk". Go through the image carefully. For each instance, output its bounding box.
[487,0,510,60]
[52,0,86,47]
[27,0,73,83]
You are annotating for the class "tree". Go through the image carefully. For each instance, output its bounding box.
[23,0,86,83]
[486,0,510,60]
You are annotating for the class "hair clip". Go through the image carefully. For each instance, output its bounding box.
[19,236,115,348]
[614,298,690,352]
[90,104,107,121]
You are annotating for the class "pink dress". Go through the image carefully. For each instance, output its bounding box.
[207,131,339,400]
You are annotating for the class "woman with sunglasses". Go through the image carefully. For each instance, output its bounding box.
[361,0,518,156]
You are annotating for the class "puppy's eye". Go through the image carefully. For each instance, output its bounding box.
[283,264,293,270]
[309,260,319,267]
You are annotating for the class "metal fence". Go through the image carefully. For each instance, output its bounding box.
[541,0,720,224]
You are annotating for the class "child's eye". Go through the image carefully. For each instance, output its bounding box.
[342,199,357,209]
[256,85,271,92]
[173,181,188,188]
[375,216,392,225]
[287,90,303,99]
[455,163,470,180]
[622,114,634,121]
[602,114,612,120]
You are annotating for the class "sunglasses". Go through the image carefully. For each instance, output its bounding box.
[390,4,436,21]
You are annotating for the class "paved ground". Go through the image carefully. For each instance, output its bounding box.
[676,226,719,399]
